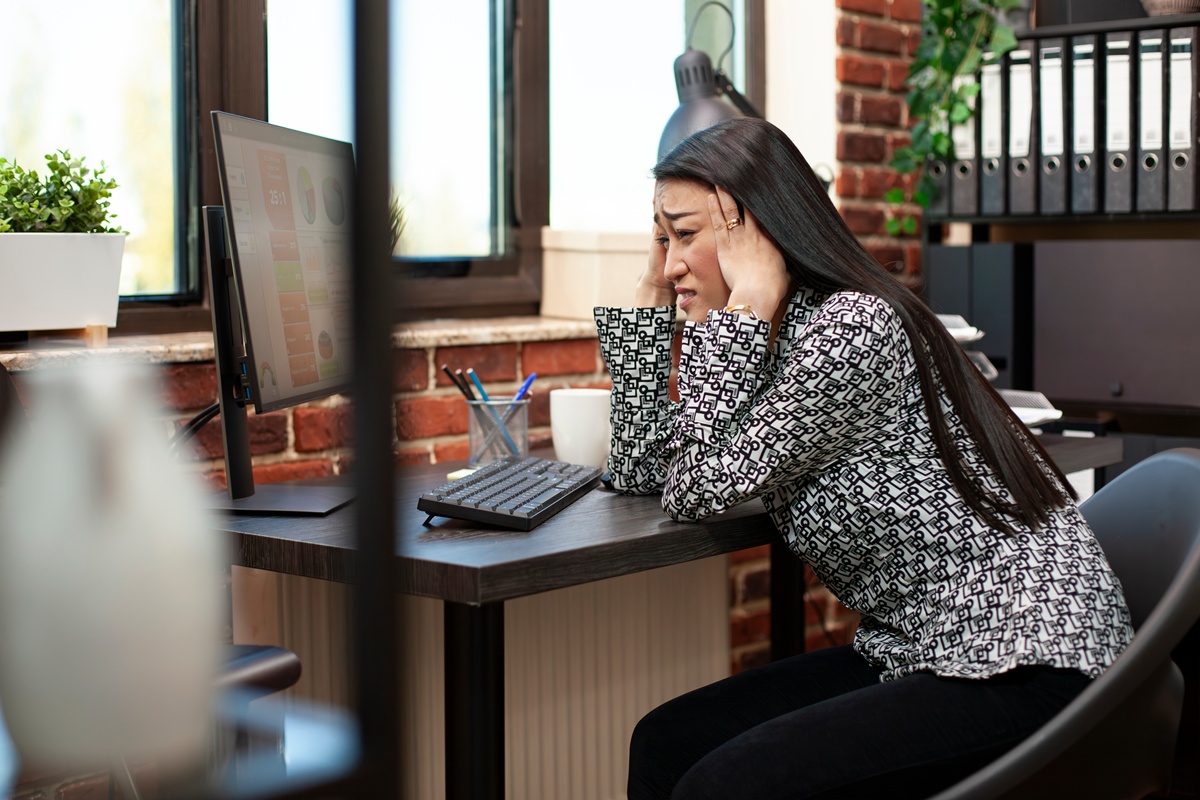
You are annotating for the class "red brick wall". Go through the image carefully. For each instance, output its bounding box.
[150,338,612,476]
[835,0,924,284]
[393,338,610,465]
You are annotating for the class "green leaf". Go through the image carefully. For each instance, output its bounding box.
[932,131,954,158]
[949,101,972,124]
[884,187,907,204]
[989,26,1018,56]
[891,157,919,175]
[914,35,943,64]
[991,0,1025,10]
[901,216,919,235]
[908,65,939,91]
[884,218,902,236]
[959,48,983,76]
[913,189,930,207]
[958,82,981,99]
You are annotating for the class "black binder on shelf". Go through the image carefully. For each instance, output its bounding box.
[1168,27,1198,211]
[950,75,979,216]
[1008,42,1037,215]
[1103,31,1135,213]
[1071,35,1101,213]
[979,53,1007,215]
[1137,29,1167,212]
[927,157,950,218]
[1039,38,1068,214]
[926,158,945,219]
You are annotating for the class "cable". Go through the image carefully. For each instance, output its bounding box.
[685,1,736,74]
[170,401,221,455]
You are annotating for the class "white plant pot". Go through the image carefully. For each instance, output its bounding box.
[0,232,125,332]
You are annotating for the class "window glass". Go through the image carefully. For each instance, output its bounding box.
[550,1,746,232]
[0,0,178,296]
[393,0,496,258]
[266,0,354,144]
[267,0,497,259]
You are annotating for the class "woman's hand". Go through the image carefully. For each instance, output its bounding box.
[707,186,789,320]
[634,225,676,308]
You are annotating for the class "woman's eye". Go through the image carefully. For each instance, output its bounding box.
[654,237,668,249]
[676,230,694,240]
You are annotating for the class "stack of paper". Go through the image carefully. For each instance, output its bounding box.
[998,389,1064,427]
[937,314,984,344]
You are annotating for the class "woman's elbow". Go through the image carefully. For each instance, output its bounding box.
[661,493,713,523]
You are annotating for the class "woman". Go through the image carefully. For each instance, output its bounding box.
[594,118,1133,800]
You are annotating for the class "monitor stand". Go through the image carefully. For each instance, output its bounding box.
[202,205,355,517]
[207,483,354,516]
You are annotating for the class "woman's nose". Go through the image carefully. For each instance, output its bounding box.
[663,248,687,281]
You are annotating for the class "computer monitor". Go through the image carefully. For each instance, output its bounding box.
[205,111,356,515]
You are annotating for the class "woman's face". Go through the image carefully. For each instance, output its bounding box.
[653,178,731,319]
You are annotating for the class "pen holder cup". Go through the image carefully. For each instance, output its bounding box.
[467,397,530,466]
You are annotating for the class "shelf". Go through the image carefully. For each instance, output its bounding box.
[1010,12,1200,40]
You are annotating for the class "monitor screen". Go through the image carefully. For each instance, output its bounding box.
[211,111,355,414]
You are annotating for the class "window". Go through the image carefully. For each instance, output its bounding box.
[2,2,762,330]
[268,0,502,261]
[264,0,540,319]
[549,0,757,233]
[0,0,195,302]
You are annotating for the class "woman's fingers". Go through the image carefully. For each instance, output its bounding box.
[708,186,742,239]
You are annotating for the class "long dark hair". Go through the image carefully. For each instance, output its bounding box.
[654,117,1073,533]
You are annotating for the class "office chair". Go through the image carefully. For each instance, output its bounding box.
[929,448,1200,800]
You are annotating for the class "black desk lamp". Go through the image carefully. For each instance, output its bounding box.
[658,2,763,159]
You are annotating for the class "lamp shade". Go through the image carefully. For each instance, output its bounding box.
[658,48,742,159]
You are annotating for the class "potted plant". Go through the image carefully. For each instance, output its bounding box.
[0,151,126,334]
[885,0,1020,228]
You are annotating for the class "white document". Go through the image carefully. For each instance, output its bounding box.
[951,75,977,161]
[1170,36,1194,150]
[1106,41,1132,151]
[1073,42,1096,154]
[1141,37,1164,150]
[1008,50,1034,158]
[981,61,1003,159]
[1040,46,1065,156]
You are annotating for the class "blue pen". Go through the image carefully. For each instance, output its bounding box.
[467,369,520,455]
[515,372,537,400]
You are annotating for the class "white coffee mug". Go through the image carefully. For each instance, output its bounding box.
[550,388,612,469]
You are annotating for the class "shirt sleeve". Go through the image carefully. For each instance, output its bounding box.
[593,306,681,494]
[662,294,910,522]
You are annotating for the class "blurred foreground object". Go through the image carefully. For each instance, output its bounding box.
[0,362,222,773]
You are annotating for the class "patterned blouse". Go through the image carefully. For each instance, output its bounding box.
[594,287,1133,681]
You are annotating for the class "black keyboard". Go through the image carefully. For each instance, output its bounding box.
[417,456,603,531]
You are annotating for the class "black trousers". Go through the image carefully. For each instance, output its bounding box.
[627,644,1090,800]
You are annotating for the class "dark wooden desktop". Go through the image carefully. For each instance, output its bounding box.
[214,433,1122,800]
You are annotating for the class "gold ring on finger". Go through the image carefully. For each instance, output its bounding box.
[726,218,743,230]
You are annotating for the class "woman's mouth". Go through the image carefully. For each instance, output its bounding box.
[676,288,696,311]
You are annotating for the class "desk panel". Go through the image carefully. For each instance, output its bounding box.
[222,464,774,606]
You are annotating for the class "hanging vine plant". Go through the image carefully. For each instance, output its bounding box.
[884,0,1021,233]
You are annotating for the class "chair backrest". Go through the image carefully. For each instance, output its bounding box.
[928,448,1200,800]
[1081,448,1200,629]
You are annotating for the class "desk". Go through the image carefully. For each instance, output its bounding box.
[215,433,1122,800]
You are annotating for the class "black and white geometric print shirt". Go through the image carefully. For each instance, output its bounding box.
[594,287,1133,681]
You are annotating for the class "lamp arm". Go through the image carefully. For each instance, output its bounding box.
[713,69,763,119]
